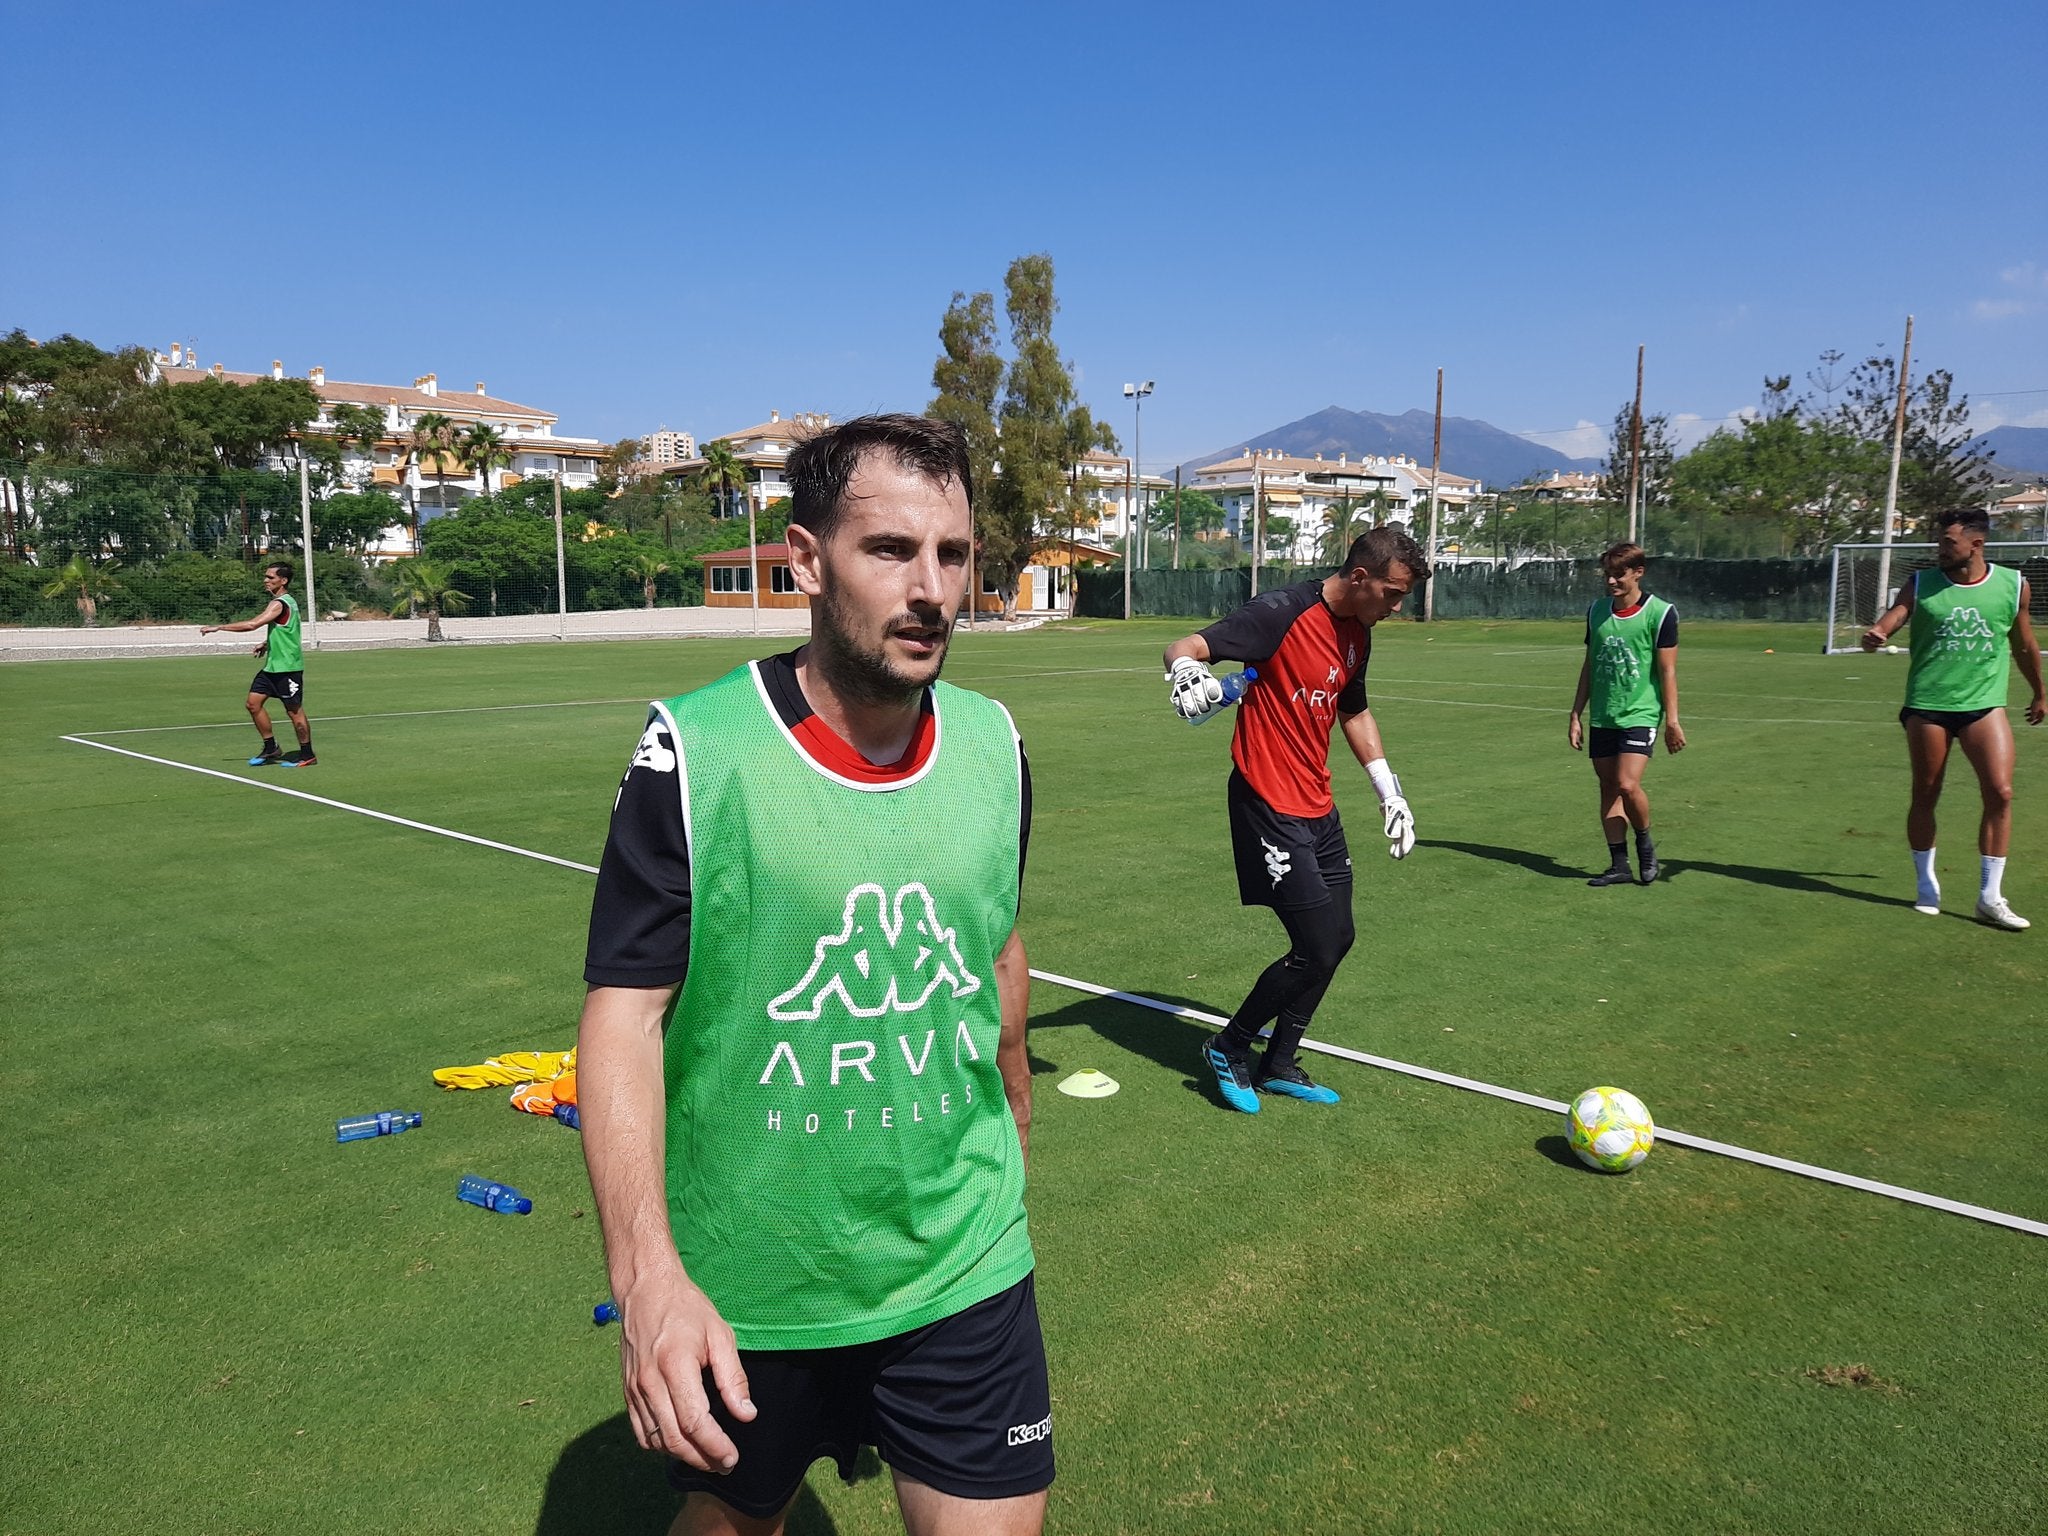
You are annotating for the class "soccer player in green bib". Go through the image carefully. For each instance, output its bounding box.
[577,416,1048,1536]
[1862,507,2044,929]
[199,560,314,767]
[1568,542,1685,885]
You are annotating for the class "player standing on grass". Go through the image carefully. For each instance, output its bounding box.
[577,415,1049,1536]
[199,560,314,768]
[1861,507,2044,929]
[1568,543,1684,886]
[1163,527,1426,1114]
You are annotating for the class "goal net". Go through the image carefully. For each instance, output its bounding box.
[1824,542,2048,654]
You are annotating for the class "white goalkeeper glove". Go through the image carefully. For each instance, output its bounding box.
[1167,656,1224,722]
[1367,759,1414,859]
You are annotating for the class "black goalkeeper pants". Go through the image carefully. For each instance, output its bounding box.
[1217,882,1356,1067]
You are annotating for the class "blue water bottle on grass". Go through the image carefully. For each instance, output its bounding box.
[336,1111,422,1142]
[457,1175,532,1214]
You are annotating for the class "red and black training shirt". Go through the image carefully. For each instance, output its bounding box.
[1198,578,1370,819]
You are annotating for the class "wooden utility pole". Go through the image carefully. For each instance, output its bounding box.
[1250,454,1263,598]
[1172,465,1182,570]
[1424,369,1443,621]
[296,452,318,652]
[1874,314,1915,623]
[1626,344,1645,546]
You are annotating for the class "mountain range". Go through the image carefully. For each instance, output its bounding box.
[1178,405,1604,490]
[1969,425,2048,478]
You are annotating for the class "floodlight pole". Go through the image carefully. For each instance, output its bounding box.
[294,451,318,652]
[1172,465,1182,570]
[1424,368,1443,622]
[1626,345,1644,547]
[746,484,760,635]
[553,472,569,641]
[1874,314,1914,625]
[1121,381,1152,618]
[1251,456,1263,598]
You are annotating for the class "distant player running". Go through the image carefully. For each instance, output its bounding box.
[1163,527,1426,1114]
[200,560,314,768]
[1862,508,2044,929]
[1568,543,1684,885]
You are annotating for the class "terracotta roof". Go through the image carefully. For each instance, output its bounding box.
[1995,488,2046,507]
[696,543,791,563]
[711,412,831,445]
[157,364,554,421]
[1196,450,1408,480]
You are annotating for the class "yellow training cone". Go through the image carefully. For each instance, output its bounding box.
[1057,1069,1119,1099]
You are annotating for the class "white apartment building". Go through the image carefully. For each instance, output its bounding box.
[1192,449,1484,561]
[151,346,607,550]
[641,428,696,466]
[665,411,831,512]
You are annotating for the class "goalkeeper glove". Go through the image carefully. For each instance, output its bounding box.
[1367,759,1415,859]
[1167,657,1224,722]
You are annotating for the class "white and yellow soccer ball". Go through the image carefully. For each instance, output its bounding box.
[1567,1086,1655,1173]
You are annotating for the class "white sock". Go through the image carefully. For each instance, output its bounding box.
[1913,848,1939,905]
[1982,855,2006,904]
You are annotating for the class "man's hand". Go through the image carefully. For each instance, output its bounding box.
[1664,720,1688,753]
[615,1260,757,1472]
[1859,626,1885,653]
[1167,656,1223,722]
[2029,695,2045,727]
[251,643,266,657]
[1382,793,1415,859]
[1567,713,1583,752]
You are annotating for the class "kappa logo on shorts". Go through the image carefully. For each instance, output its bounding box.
[1006,1413,1052,1448]
[1261,837,1292,887]
[286,678,299,698]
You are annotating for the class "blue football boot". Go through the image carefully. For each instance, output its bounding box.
[1201,1037,1261,1114]
[1255,1057,1341,1104]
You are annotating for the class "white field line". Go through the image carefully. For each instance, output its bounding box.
[58,731,2048,1241]
[1367,693,1897,727]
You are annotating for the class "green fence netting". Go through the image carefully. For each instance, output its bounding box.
[1079,558,1837,622]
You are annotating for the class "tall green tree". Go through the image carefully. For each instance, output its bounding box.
[1831,353,1989,524]
[697,439,747,521]
[927,289,1004,513]
[409,410,457,546]
[458,421,513,500]
[984,254,1081,620]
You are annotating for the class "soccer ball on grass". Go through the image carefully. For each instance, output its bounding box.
[1567,1086,1655,1173]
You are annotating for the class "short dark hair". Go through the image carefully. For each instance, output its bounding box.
[1935,507,1991,535]
[264,560,294,583]
[787,414,974,540]
[1600,541,1647,574]
[1342,525,1429,581]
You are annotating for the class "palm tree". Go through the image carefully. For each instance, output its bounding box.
[384,557,470,642]
[409,411,457,549]
[630,552,671,609]
[41,553,121,626]
[1319,493,1358,566]
[698,439,746,521]
[459,422,513,501]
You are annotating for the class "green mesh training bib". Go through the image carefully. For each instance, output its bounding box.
[263,593,302,673]
[656,662,1031,1350]
[1586,594,1672,729]
[1905,565,2019,712]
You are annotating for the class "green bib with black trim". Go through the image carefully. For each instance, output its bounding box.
[263,593,301,672]
[1586,594,1671,729]
[1905,564,2019,712]
[654,662,1031,1350]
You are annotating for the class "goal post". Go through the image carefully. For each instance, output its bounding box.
[1824,541,2048,654]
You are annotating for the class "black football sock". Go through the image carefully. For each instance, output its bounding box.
[1605,840,1628,870]
[1260,1013,1312,1076]
[258,736,278,755]
[1634,829,1655,864]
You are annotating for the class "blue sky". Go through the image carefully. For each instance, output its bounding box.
[5,0,2044,473]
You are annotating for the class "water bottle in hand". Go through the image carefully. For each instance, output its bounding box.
[457,1175,532,1215]
[336,1111,422,1142]
[1191,667,1257,725]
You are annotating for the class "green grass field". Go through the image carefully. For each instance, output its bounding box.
[4,618,2044,1535]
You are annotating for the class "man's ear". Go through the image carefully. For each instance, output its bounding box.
[786,522,826,598]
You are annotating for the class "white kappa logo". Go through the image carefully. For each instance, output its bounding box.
[1261,837,1292,887]
[627,719,676,776]
[286,679,299,698]
[1324,665,1341,686]
[768,882,982,1021]
[1007,1413,1052,1448]
[1940,606,1996,644]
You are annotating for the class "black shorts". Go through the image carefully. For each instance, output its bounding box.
[1228,768,1352,910]
[1899,706,1995,735]
[249,670,305,705]
[1588,725,1655,759]
[667,1272,1053,1519]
